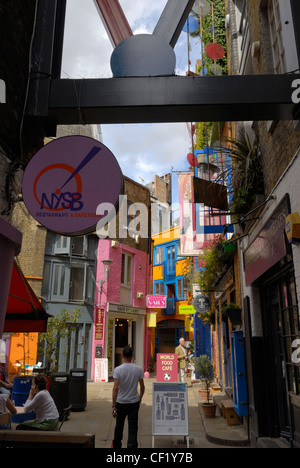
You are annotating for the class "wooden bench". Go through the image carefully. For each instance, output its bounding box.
[221,400,240,426]
[0,431,95,448]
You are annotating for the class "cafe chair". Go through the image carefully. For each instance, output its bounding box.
[0,413,11,430]
[55,405,72,432]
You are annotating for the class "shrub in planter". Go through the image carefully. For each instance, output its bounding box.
[195,355,217,418]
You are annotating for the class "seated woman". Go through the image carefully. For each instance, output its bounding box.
[0,362,13,396]
[0,394,17,430]
[16,375,59,431]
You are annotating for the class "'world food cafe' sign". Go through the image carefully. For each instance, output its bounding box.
[22,136,124,236]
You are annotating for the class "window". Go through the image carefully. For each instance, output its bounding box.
[154,281,164,296]
[42,262,51,300]
[69,265,85,302]
[154,246,164,265]
[54,236,71,255]
[177,278,188,300]
[71,237,86,256]
[121,253,132,287]
[48,262,95,303]
[268,0,286,74]
[52,263,69,300]
[121,252,133,305]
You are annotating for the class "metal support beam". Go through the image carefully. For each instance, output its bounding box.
[153,0,195,48]
[44,74,300,125]
[26,0,66,117]
[94,0,133,48]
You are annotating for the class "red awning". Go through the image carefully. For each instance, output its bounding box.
[3,262,49,333]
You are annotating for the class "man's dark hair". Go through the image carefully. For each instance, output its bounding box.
[123,345,134,359]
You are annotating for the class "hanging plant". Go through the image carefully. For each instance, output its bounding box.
[222,303,242,325]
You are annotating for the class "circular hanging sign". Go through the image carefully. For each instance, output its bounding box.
[187,152,198,167]
[205,42,225,60]
[193,294,211,314]
[22,136,124,236]
[183,16,199,33]
[192,0,211,16]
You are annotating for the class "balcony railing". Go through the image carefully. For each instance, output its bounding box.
[163,259,176,279]
[164,297,177,315]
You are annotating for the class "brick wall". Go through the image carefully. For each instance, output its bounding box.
[11,202,47,298]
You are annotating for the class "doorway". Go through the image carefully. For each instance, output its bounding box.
[262,270,300,440]
[115,319,129,367]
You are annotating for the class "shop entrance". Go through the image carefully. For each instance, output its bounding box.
[155,319,185,354]
[115,319,129,367]
[114,318,137,367]
[261,269,300,441]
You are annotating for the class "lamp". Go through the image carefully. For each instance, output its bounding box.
[102,259,112,282]
[97,259,113,294]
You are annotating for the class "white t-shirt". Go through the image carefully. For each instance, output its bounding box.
[24,390,59,423]
[0,394,8,413]
[113,363,144,404]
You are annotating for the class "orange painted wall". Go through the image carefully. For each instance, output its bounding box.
[8,333,38,377]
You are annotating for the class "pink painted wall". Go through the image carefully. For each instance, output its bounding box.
[91,239,149,379]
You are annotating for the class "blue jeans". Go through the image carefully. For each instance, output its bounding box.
[113,401,140,449]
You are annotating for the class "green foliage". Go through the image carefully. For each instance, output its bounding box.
[191,1,227,151]
[38,308,82,375]
[227,131,264,216]
[191,0,227,76]
[197,236,226,291]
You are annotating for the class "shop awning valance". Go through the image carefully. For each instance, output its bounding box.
[3,262,49,333]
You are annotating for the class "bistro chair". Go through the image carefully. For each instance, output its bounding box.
[0,413,11,430]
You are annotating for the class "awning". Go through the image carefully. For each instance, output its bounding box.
[3,262,49,333]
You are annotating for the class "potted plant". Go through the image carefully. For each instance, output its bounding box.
[222,303,242,326]
[195,355,217,418]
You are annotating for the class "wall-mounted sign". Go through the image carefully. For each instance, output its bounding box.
[22,136,124,236]
[192,294,211,314]
[147,313,157,328]
[179,305,196,315]
[146,295,167,308]
[95,308,104,340]
[244,195,290,286]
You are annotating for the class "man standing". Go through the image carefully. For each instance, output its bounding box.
[175,337,189,383]
[112,345,145,449]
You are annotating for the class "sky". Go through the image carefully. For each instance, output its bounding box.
[61,0,202,200]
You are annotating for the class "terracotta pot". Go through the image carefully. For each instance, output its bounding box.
[202,403,217,419]
[198,388,210,401]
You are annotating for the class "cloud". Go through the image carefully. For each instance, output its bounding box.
[102,123,192,184]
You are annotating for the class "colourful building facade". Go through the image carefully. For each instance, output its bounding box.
[150,226,194,358]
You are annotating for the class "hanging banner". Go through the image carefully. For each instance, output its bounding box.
[178,172,205,256]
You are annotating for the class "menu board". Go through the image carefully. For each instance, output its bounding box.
[152,382,189,436]
[95,358,108,383]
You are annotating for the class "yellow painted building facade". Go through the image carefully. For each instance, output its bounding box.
[150,226,194,357]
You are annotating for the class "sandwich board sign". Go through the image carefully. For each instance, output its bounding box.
[152,382,189,448]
